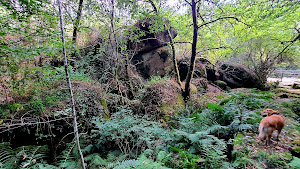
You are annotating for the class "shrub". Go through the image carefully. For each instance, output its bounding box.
[90,108,169,157]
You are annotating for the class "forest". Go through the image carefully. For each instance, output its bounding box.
[0,0,300,168]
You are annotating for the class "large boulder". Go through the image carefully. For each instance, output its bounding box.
[218,64,260,88]
[178,57,219,82]
[131,46,173,79]
[141,80,184,119]
[127,18,177,53]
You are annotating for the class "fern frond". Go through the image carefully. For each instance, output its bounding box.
[206,124,228,134]
[237,124,253,131]
[106,159,138,169]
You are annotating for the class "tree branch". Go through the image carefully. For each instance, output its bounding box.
[276,33,299,59]
[146,0,158,13]
[184,0,192,6]
[174,41,193,45]
[198,16,251,28]
[196,46,232,55]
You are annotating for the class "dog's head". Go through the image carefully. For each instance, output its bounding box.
[261,109,280,117]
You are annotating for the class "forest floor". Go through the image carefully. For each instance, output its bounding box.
[233,84,300,168]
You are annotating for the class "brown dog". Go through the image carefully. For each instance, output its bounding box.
[260,108,281,117]
[258,109,285,145]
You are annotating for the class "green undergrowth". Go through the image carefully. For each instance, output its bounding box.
[0,65,94,119]
[230,92,300,168]
[65,89,285,168]
[1,75,300,168]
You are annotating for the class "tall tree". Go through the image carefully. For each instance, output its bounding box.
[183,0,198,101]
[72,0,84,44]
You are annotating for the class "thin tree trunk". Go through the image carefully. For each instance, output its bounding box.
[183,0,198,101]
[167,28,182,87]
[57,1,86,168]
[72,0,84,44]
[147,0,182,88]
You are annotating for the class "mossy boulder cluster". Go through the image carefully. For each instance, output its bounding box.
[128,18,177,79]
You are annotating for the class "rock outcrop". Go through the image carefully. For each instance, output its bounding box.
[178,57,219,82]
[128,18,177,79]
[127,18,177,54]
[218,64,261,88]
[132,46,173,79]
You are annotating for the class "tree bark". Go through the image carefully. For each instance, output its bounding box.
[57,0,86,168]
[72,0,84,44]
[183,0,198,101]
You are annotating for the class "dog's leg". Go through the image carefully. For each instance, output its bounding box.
[266,134,272,145]
[276,129,282,141]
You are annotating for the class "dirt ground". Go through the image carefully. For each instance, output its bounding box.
[268,77,300,89]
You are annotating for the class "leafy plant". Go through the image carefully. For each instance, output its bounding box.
[0,143,49,169]
[90,108,169,157]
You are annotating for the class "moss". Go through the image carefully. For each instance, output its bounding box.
[274,88,300,94]
[292,146,300,153]
[219,97,233,105]
[215,80,227,89]
[276,93,300,98]
[190,84,198,94]
[292,83,300,89]
[100,98,108,108]
[180,82,197,94]
[100,98,110,119]
[161,94,185,121]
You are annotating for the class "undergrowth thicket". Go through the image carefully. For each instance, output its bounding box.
[1,70,299,169]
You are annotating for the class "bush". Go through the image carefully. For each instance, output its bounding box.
[90,108,169,157]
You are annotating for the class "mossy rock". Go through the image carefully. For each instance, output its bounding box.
[215,80,227,89]
[292,83,300,89]
[142,80,184,119]
[274,88,300,94]
[276,93,300,98]
[161,94,185,122]
[181,82,198,94]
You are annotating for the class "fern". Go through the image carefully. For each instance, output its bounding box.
[0,143,16,168]
[0,143,49,169]
[91,108,169,156]
[57,140,79,169]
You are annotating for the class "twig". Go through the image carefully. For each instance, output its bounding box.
[196,46,232,55]
[198,16,251,28]
[0,117,72,129]
[173,41,193,45]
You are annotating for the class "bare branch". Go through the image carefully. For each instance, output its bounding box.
[174,41,193,45]
[0,117,72,129]
[275,33,300,60]
[184,0,192,6]
[198,16,251,28]
[146,0,158,13]
[196,46,232,55]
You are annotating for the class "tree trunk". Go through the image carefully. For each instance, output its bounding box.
[168,28,182,88]
[72,0,84,44]
[147,0,182,88]
[183,0,198,101]
[57,0,86,168]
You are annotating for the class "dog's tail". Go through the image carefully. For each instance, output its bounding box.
[258,124,273,140]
